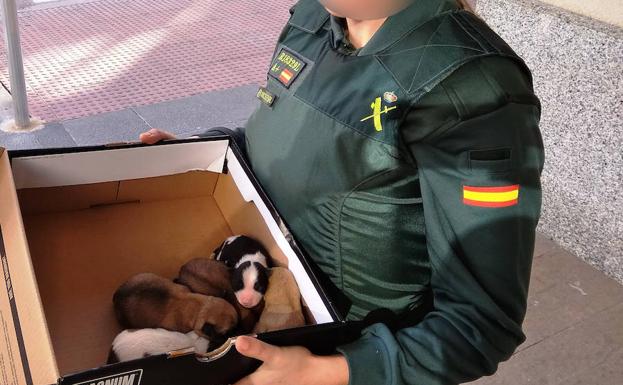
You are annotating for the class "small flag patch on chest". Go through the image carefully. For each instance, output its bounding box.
[463,184,519,207]
[269,48,306,88]
[279,69,294,84]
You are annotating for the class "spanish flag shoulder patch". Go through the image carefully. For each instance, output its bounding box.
[463,184,519,208]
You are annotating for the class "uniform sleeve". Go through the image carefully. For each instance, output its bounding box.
[336,57,545,384]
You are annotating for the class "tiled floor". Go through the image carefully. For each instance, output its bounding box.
[0,83,258,149]
[0,0,294,122]
[470,233,623,384]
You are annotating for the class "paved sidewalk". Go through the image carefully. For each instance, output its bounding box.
[0,0,294,122]
[0,83,258,149]
[470,233,623,384]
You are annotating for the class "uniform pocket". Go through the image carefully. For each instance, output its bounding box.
[469,147,514,174]
[337,190,431,317]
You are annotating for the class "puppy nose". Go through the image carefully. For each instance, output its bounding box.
[239,292,256,307]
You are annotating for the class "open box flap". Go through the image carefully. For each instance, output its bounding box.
[0,148,59,385]
[10,140,229,189]
[59,321,364,385]
[225,151,335,324]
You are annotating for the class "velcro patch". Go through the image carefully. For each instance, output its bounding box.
[463,184,519,207]
[269,48,306,88]
[256,87,276,107]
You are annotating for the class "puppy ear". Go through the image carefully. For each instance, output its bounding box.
[259,249,272,267]
[212,242,225,260]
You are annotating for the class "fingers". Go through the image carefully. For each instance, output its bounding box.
[232,374,256,385]
[139,128,176,144]
[235,335,279,363]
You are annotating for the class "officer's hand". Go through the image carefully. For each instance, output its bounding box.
[233,335,349,385]
[139,128,176,144]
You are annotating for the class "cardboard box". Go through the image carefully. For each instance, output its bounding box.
[0,137,359,385]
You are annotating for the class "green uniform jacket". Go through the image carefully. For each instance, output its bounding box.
[241,0,544,383]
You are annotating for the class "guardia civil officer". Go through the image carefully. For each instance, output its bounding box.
[141,0,544,384]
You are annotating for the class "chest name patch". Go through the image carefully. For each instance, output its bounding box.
[463,185,519,208]
[269,48,306,88]
[257,86,276,107]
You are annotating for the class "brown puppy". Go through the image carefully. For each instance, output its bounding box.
[253,267,306,333]
[176,258,231,298]
[113,273,238,341]
[176,258,262,334]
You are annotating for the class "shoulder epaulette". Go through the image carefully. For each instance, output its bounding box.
[376,10,531,102]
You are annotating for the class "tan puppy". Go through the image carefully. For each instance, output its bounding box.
[113,273,238,341]
[176,258,262,334]
[253,267,306,333]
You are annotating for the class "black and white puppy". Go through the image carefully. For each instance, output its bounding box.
[212,235,272,309]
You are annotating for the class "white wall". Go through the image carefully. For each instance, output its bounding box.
[476,0,623,284]
[529,0,622,27]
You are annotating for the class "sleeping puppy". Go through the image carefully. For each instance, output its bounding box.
[212,235,272,309]
[112,273,238,342]
[108,328,209,363]
[176,258,262,334]
[253,267,306,333]
[175,258,231,299]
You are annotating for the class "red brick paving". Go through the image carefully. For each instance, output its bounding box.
[0,0,295,122]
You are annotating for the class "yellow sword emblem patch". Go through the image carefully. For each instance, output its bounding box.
[360,97,397,132]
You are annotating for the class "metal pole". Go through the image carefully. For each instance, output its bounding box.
[1,0,31,129]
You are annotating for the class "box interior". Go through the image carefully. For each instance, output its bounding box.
[3,141,332,379]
